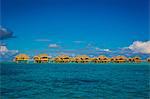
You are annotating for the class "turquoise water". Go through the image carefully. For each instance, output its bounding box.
[0,63,150,99]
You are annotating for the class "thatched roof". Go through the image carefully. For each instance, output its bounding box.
[91,57,97,60]
[34,54,51,58]
[57,54,70,59]
[15,54,30,59]
[38,54,48,57]
[53,54,70,63]
[75,55,90,59]
[112,56,127,60]
[98,55,108,60]
[70,57,76,61]
[80,55,90,58]
[147,57,150,60]
[33,56,40,59]
[33,54,51,62]
[132,56,141,60]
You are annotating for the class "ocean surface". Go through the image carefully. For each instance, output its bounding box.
[0,63,150,99]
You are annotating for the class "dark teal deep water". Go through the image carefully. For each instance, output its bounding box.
[0,63,150,99]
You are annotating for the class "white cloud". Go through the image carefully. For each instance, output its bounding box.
[73,41,85,43]
[128,41,150,54]
[103,49,111,52]
[0,44,18,61]
[0,45,8,52]
[48,44,60,48]
[95,47,111,52]
[0,27,7,32]
[95,47,100,51]
[35,39,51,42]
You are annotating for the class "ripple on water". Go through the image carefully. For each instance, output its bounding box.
[0,63,150,99]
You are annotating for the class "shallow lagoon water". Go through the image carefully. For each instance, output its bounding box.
[0,63,150,99]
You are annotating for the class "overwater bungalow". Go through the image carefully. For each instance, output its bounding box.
[111,56,128,63]
[132,56,142,63]
[147,58,150,62]
[91,57,99,63]
[12,53,146,64]
[71,56,81,63]
[14,54,30,63]
[54,55,70,63]
[73,55,91,63]
[33,56,40,63]
[70,57,76,63]
[128,57,133,62]
[34,54,50,63]
[97,55,110,63]
[128,56,142,63]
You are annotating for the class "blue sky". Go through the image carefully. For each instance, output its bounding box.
[1,0,149,56]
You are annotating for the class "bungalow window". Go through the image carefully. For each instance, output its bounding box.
[104,58,107,60]
[64,57,69,59]
[42,57,48,59]
[119,58,123,60]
